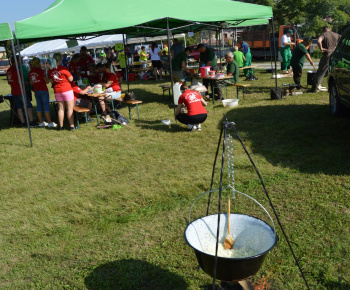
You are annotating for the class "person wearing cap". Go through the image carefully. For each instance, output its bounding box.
[280,30,295,73]
[311,26,341,92]
[237,38,253,80]
[290,38,316,90]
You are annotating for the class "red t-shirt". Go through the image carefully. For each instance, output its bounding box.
[6,66,22,95]
[106,72,121,92]
[29,67,48,92]
[68,61,80,75]
[79,54,95,77]
[70,82,82,102]
[178,89,207,116]
[88,73,100,85]
[49,66,73,93]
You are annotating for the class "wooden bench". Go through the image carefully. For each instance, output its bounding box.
[73,106,90,129]
[115,98,142,120]
[226,83,251,99]
[239,65,257,70]
[159,85,171,101]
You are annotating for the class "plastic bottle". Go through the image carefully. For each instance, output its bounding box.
[173,82,182,105]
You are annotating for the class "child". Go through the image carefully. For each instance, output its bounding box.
[29,57,57,128]
[161,50,169,74]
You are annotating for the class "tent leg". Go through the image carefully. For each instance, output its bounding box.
[12,39,33,148]
[122,33,129,92]
[271,17,278,89]
[166,17,176,122]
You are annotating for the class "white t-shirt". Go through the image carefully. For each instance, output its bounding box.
[149,47,161,61]
[281,35,291,47]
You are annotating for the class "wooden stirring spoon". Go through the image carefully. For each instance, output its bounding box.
[224,198,234,249]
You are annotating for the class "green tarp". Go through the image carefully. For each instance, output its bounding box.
[0,23,13,41]
[15,0,272,42]
[230,19,269,27]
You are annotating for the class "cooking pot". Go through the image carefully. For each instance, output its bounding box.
[307,71,317,86]
[184,213,277,281]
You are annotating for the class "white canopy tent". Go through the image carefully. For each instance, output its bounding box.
[20,33,186,57]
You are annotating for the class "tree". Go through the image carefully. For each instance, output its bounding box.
[239,0,350,36]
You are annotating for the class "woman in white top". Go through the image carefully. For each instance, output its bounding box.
[149,42,163,80]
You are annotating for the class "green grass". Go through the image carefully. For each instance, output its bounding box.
[0,69,349,289]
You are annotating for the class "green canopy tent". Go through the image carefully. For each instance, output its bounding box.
[15,0,273,42]
[0,23,33,147]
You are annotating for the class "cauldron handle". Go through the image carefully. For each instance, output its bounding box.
[188,186,229,225]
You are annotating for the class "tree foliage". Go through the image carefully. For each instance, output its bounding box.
[239,0,350,36]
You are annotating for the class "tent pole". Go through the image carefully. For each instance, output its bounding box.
[12,39,33,147]
[219,28,222,71]
[184,34,186,48]
[268,20,274,73]
[166,18,175,118]
[271,17,278,89]
[122,33,129,92]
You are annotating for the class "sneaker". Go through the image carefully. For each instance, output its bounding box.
[318,85,327,91]
[59,127,65,131]
[47,122,57,128]
[87,117,94,122]
[188,124,196,132]
[39,121,48,127]
[69,126,76,131]
[197,124,201,131]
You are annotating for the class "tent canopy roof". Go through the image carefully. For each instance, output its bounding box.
[15,0,272,43]
[0,23,13,42]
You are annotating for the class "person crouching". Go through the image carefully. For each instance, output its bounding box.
[175,84,207,132]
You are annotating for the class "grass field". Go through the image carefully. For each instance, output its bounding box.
[0,69,349,289]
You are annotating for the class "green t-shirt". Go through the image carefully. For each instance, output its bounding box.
[290,43,308,68]
[233,51,244,67]
[172,51,187,71]
[200,47,217,67]
[140,50,147,61]
[117,52,126,68]
[22,65,31,91]
[227,60,240,84]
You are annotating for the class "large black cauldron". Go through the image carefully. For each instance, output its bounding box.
[184,213,277,281]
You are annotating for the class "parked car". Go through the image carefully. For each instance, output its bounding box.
[0,59,10,75]
[328,26,350,116]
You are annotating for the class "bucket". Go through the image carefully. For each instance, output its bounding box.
[200,66,211,77]
[129,73,135,81]
[307,71,317,86]
[173,82,182,105]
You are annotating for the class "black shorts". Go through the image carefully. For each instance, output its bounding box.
[152,60,162,69]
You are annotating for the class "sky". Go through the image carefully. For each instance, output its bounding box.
[2,0,55,30]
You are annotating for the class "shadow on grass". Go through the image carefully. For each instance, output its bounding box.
[134,119,186,133]
[222,103,350,175]
[84,259,188,290]
[324,281,350,289]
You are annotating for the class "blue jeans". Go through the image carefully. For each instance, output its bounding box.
[34,91,50,113]
[13,94,33,109]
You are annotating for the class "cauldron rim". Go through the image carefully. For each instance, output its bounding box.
[184,213,277,261]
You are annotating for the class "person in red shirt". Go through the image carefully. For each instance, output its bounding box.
[6,56,35,127]
[175,84,207,132]
[87,63,100,86]
[49,53,75,130]
[79,46,95,79]
[98,64,122,115]
[29,57,57,128]
[68,54,81,81]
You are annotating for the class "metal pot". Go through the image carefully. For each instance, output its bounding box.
[184,213,277,281]
[307,71,317,86]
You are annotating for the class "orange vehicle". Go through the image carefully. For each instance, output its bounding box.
[237,25,308,58]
